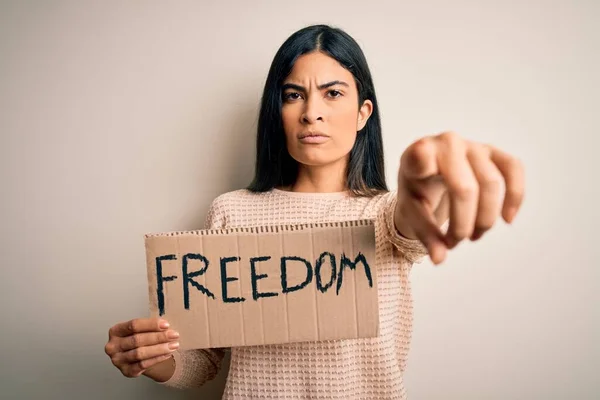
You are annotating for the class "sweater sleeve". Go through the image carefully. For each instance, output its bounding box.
[159,196,229,389]
[377,191,429,264]
[159,347,226,389]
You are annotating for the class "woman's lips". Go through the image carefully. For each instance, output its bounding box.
[298,134,329,144]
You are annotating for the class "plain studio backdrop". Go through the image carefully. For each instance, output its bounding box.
[1,1,598,399]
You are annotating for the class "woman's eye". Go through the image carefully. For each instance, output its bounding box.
[284,92,301,101]
[327,90,342,98]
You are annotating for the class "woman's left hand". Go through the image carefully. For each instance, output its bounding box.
[394,131,525,265]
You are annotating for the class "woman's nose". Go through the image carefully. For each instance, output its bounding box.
[301,95,324,124]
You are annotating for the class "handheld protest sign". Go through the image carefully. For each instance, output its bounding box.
[144,220,379,350]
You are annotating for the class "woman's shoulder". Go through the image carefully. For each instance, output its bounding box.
[209,188,270,206]
[360,189,396,215]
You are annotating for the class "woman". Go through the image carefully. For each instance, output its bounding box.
[105,25,524,399]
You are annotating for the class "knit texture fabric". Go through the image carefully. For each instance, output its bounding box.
[161,188,427,399]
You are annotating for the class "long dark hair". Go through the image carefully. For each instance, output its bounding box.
[247,24,388,196]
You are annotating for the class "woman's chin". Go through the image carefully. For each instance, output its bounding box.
[292,154,344,167]
[289,145,351,167]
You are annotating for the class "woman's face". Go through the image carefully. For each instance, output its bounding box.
[281,52,372,168]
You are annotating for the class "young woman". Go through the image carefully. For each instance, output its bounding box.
[105,25,524,399]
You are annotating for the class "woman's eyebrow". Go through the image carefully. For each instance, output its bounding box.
[318,80,349,90]
[281,80,349,92]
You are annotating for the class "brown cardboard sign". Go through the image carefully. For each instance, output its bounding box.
[144,220,378,350]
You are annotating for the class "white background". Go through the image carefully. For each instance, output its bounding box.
[1,1,598,399]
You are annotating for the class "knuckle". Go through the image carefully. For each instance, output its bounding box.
[438,131,468,154]
[128,319,137,333]
[131,348,144,361]
[130,334,140,349]
[402,138,430,167]
[104,342,115,356]
[453,183,478,199]
[121,336,132,351]
[409,138,432,159]
[471,142,488,155]
[139,358,152,370]
[480,174,502,193]
[110,354,120,367]
[438,131,459,143]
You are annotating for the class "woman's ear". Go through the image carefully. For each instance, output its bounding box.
[357,99,373,132]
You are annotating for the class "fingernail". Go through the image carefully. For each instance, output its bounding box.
[159,320,170,329]
[168,341,180,350]
[506,207,517,223]
[431,246,445,266]
[167,330,180,339]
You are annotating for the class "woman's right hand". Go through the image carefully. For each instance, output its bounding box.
[105,318,180,379]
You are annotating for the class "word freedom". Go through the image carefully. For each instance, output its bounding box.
[154,251,373,316]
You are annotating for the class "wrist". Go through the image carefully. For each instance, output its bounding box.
[393,196,418,240]
[142,354,176,383]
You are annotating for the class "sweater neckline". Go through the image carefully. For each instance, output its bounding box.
[271,188,351,199]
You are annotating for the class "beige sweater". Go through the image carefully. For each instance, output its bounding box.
[161,188,427,399]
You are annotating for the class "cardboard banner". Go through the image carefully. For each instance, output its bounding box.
[144,220,378,350]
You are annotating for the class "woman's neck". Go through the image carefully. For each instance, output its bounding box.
[284,160,348,193]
